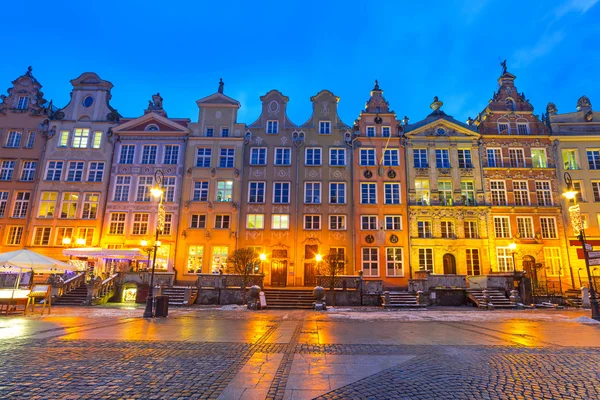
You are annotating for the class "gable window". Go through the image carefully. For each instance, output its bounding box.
[360,149,376,166]
[16,96,28,109]
[72,128,90,148]
[12,192,30,218]
[6,131,21,148]
[413,149,428,168]
[216,180,233,202]
[366,126,375,137]
[205,127,214,137]
[361,215,377,230]
[304,214,321,230]
[362,248,379,276]
[266,120,279,134]
[141,145,157,164]
[490,180,507,206]
[513,181,529,206]
[329,215,346,230]
[494,216,511,238]
[384,183,400,204]
[109,213,126,235]
[33,227,51,246]
[113,176,131,202]
[360,183,377,204]
[58,131,69,147]
[136,176,154,202]
[562,149,579,170]
[163,176,176,202]
[497,120,510,134]
[383,149,399,166]
[0,161,15,181]
[385,215,402,230]
[329,148,346,166]
[272,214,289,229]
[220,127,230,137]
[60,192,78,219]
[509,148,525,168]
[517,122,529,135]
[487,148,502,167]
[190,214,207,229]
[219,148,235,168]
[305,148,322,166]
[215,214,231,229]
[304,182,321,204]
[193,181,209,202]
[82,193,99,219]
[516,217,534,238]
[132,213,149,235]
[329,182,346,204]
[250,148,267,165]
[531,148,547,168]
[25,131,36,148]
[247,214,264,229]
[458,149,472,168]
[196,148,212,168]
[535,181,553,206]
[248,181,265,203]
[38,192,57,218]
[435,149,450,168]
[319,121,331,134]
[20,161,36,181]
[119,145,135,164]
[273,182,290,203]
[163,145,179,164]
[66,161,85,182]
[87,162,104,182]
[92,131,102,148]
[382,127,391,137]
[275,148,291,165]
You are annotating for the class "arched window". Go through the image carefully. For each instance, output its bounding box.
[505,98,515,111]
[145,124,160,131]
[516,118,529,135]
[497,118,510,134]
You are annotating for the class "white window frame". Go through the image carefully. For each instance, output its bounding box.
[329,182,346,204]
[196,147,212,168]
[386,247,404,277]
[305,147,322,166]
[274,147,291,166]
[360,182,377,204]
[418,248,434,271]
[540,217,558,239]
[72,128,90,148]
[516,216,534,239]
[384,183,401,204]
[273,182,291,204]
[329,148,346,166]
[494,216,511,238]
[250,147,267,165]
[246,214,264,230]
[360,148,376,166]
[248,181,266,204]
[303,214,321,230]
[496,247,513,272]
[319,121,331,134]
[190,214,207,229]
[329,215,347,230]
[266,120,279,134]
[361,215,377,230]
[192,181,209,202]
[304,182,321,204]
[384,215,402,230]
[272,214,290,230]
[362,247,379,276]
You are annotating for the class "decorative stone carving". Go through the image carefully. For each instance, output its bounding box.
[577,95,591,111]
[459,168,474,176]
[268,100,280,115]
[415,168,429,177]
[438,168,451,176]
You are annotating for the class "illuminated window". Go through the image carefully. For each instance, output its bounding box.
[247,214,264,229]
[82,193,99,219]
[113,176,131,202]
[562,149,579,170]
[78,228,94,246]
[187,246,204,274]
[272,214,289,230]
[216,180,233,202]
[60,192,78,219]
[92,131,102,148]
[531,148,547,168]
[415,180,430,205]
[38,192,57,218]
[438,181,452,205]
[72,128,90,148]
[496,247,513,272]
[55,227,73,246]
[58,131,69,147]
[211,246,228,273]
[33,227,51,246]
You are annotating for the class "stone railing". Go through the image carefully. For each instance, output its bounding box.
[466,274,515,291]
[196,273,264,289]
[51,272,85,298]
[120,271,175,286]
[316,275,362,290]
[362,279,384,294]
[409,271,467,292]
[86,273,119,305]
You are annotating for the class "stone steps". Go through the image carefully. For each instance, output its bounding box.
[467,289,514,309]
[53,285,87,306]
[161,286,198,306]
[264,289,315,309]
[382,292,427,308]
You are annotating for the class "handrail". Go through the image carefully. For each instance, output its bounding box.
[97,273,119,299]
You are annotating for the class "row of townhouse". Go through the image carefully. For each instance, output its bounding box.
[0,66,597,289]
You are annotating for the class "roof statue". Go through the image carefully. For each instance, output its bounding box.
[500,59,507,75]
[546,102,558,115]
[373,79,381,91]
[218,78,224,94]
[577,95,592,111]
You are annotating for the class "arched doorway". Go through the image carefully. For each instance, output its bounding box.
[443,253,456,274]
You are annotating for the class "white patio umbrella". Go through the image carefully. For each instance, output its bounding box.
[0,249,79,276]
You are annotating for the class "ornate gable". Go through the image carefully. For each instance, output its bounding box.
[300,90,350,129]
[114,112,189,134]
[248,90,297,129]
[0,66,50,116]
[364,80,392,114]
[196,79,241,108]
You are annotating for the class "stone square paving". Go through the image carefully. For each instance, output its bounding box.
[0,305,599,399]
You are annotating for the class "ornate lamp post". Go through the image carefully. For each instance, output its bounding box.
[143,170,165,318]
[563,172,600,320]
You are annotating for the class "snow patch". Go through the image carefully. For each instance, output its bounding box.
[572,316,600,324]
[219,305,247,311]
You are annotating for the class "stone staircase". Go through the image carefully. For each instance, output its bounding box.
[263,289,314,309]
[467,289,514,309]
[53,284,88,306]
[160,286,198,306]
[381,292,427,308]
[564,289,583,307]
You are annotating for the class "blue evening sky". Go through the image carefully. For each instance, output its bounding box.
[1,0,599,125]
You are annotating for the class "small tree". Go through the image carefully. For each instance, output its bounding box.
[317,250,348,306]
[227,247,260,304]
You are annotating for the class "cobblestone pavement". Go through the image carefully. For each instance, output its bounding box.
[0,308,598,399]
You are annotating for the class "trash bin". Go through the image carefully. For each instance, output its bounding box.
[154,295,169,317]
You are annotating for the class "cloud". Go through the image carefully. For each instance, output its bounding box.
[554,0,598,19]
[513,31,565,67]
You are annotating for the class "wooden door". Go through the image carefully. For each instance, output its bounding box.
[271,260,287,287]
[443,253,457,274]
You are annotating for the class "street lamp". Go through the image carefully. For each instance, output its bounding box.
[143,170,165,318]
[563,171,600,320]
[315,254,323,263]
[508,242,517,271]
[259,253,267,274]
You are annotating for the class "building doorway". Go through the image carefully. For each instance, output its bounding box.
[443,253,457,274]
[522,255,537,284]
[304,244,319,286]
[271,260,287,287]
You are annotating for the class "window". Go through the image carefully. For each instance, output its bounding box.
[219,148,235,168]
[87,162,104,182]
[494,216,511,238]
[382,127,391,138]
[113,176,131,202]
[131,213,149,235]
[220,127,230,138]
[0,161,15,181]
[273,182,290,203]
[362,248,379,276]
[216,180,233,202]
[461,181,475,205]
[58,131,69,147]
[497,247,513,272]
[72,128,89,148]
[45,161,63,181]
[490,180,507,205]
[215,214,230,229]
[517,123,529,135]
[12,192,30,218]
[205,127,214,137]
[385,215,402,230]
[513,181,530,206]
[329,182,346,204]
[162,214,173,236]
[304,182,321,204]
[304,215,321,230]
[272,214,289,229]
[187,246,204,274]
[516,217,534,238]
[498,121,510,133]
[319,121,331,134]
[25,131,36,148]
[305,148,322,166]
[535,181,553,206]
[531,148,547,168]
[509,148,525,168]
[562,149,579,170]
[487,148,502,167]
[60,192,78,219]
[361,215,377,230]
[196,148,212,168]
[366,127,375,137]
[190,214,206,229]
[81,193,99,219]
[435,149,450,168]
[6,226,23,245]
[544,248,562,275]
[458,149,472,168]
[38,191,57,218]
[20,161,36,181]
[418,220,432,238]
[250,148,267,165]
[6,131,21,148]
[163,177,176,202]
[329,247,346,271]
[266,120,279,134]
[55,227,74,246]
[92,131,102,148]
[418,249,434,271]
[329,215,346,230]
[360,149,376,166]
[33,227,51,246]
[109,213,126,235]
[541,217,558,239]
[361,183,377,204]
[16,96,28,109]
[592,181,600,202]
[246,214,264,229]
[211,246,228,273]
[438,181,452,205]
[141,145,157,164]
[464,220,478,239]
[573,181,584,202]
[587,150,600,170]
[77,228,94,246]
[441,221,455,238]
[275,148,291,165]
[119,145,135,164]
[163,145,179,164]
[466,249,480,275]
[136,176,153,202]
[248,182,265,203]
[384,183,400,204]
[413,149,428,168]
[0,191,8,218]
[415,180,430,205]
[66,161,84,182]
[386,248,403,276]
[383,149,399,166]
[329,148,346,166]
[192,181,209,202]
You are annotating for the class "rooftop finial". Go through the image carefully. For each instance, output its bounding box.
[500,59,507,75]
[218,78,224,94]
[373,79,381,91]
[26,66,33,77]
[430,96,443,111]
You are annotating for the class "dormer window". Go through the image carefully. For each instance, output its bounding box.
[267,120,279,134]
[145,124,160,131]
[497,119,510,134]
[319,121,331,134]
[16,96,28,110]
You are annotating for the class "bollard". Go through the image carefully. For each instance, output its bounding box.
[481,289,489,309]
[509,289,520,305]
[581,286,590,308]
[416,291,426,305]
[383,291,390,305]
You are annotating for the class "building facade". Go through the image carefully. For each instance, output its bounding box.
[405,97,490,276]
[0,68,52,253]
[475,68,571,290]
[352,81,409,288]
[102,94,190,272]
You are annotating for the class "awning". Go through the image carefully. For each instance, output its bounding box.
[62,247,144,259]
[0,249,81,274]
